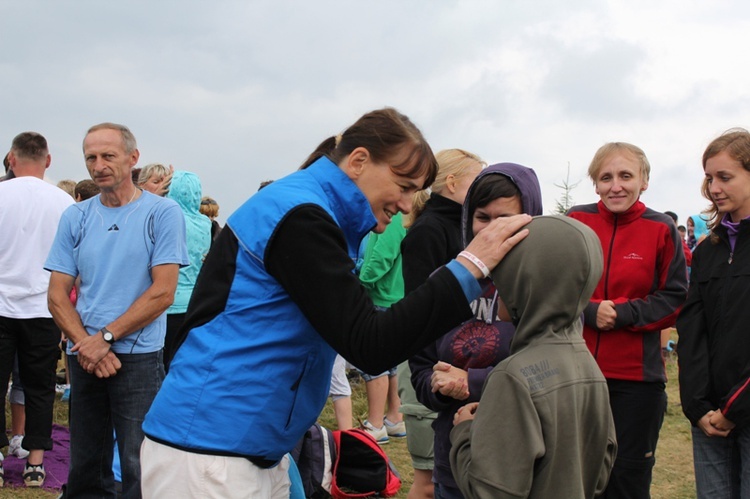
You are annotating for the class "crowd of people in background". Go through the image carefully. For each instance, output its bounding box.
[1,112,750,499]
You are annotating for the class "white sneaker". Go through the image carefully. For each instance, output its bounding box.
[383,417,407,438]
[362,420,389,445]
[9,434,29,459]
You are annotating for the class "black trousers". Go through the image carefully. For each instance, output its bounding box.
[0,316,60,450]
[602,379,667,499]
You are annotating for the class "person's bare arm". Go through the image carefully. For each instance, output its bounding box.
[71,263,180,372]
[49,271,123,377]
[48,271,88,344]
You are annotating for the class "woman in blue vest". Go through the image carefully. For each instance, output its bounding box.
[141,107,532,497]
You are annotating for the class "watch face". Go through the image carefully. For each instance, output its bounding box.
[103,331,115,343]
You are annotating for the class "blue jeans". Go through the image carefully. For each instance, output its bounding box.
[66,351,164,499]
[434,481,464,499]
[692,425,750,499]
[358,366,398,382]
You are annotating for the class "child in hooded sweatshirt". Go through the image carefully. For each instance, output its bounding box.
[450,216,617,499]
[409,162,543,498]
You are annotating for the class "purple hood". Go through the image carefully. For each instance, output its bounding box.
[461,162,543,246]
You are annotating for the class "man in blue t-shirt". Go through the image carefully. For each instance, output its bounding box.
[46,123,188,499]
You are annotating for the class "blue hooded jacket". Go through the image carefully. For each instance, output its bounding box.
[166,171,212,313]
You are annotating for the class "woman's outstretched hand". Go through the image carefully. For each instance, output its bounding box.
[459,214,532,279]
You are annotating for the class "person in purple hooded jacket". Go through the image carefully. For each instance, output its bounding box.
[410,163,543,499]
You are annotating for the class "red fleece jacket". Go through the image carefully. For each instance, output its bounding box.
[568,200,688,382]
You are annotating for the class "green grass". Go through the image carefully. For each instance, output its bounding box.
[652,349,696,498]
[4,340,696,498]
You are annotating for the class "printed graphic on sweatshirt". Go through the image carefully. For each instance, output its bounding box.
[520,359,560,392]
[451,322,504,367]
[449,290,514,368]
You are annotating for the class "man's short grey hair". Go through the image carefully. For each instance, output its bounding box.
[84,123,137,153]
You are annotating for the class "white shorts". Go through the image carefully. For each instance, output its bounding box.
[141,437,291,498]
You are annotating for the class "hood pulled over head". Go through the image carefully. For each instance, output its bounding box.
[491,215,603,353]
[461,163,543,246]
[167,171,203,214]
[689,214,709,239]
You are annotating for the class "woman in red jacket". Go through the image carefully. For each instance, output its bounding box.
[567,142,688,498]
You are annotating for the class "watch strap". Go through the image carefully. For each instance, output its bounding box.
[101,326,116,345]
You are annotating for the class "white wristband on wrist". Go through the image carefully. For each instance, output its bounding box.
[458,251,490,279]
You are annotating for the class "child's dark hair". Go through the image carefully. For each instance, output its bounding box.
[299,107,437,189]
[465,174,521,220]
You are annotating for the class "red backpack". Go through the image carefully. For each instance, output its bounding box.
[292,424,401,498]
[330,428,401,498]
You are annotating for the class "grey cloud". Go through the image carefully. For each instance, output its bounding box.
[0,1,727,223]
[539,40,650,121]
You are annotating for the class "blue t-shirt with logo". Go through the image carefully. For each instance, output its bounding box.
[45,191,188,354]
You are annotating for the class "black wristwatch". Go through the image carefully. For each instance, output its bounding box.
[101,327,116,345]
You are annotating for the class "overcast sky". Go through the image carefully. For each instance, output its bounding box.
[3,1,748,225]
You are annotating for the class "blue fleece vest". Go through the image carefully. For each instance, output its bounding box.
[143,157,376,462]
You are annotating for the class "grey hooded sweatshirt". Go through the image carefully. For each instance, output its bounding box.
[450,216,617,499]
